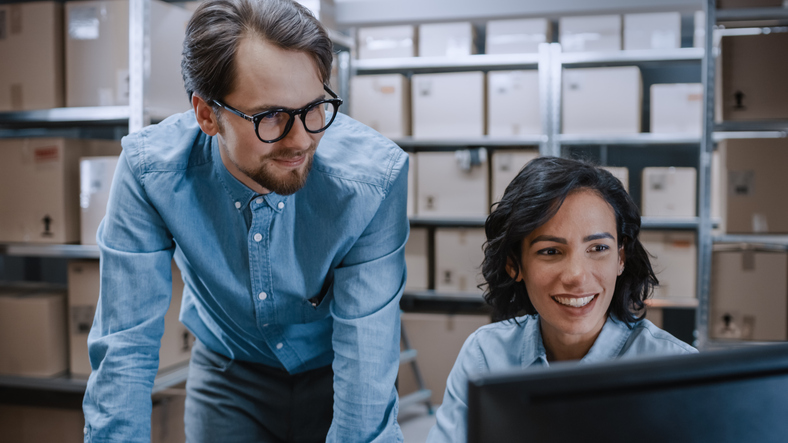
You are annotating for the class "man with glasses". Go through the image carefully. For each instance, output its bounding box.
[82,0,408,442]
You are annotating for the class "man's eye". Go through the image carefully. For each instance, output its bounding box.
[261,112,281,121]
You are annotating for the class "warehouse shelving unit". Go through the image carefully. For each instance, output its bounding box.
[695,0,788,351]
[347,6,712,319]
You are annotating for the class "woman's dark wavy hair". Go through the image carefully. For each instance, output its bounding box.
[482,156,658,324]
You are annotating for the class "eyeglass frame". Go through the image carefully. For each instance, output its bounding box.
[211,85,343,144]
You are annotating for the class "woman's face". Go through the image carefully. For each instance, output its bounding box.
[511,189,625,350]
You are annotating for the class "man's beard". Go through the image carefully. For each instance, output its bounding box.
[239,148,315,196]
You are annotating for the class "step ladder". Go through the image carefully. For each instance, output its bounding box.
[398,319,433,414]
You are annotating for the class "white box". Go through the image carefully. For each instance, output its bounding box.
[65,0,192,111]
[600,166,629,193]
[412,71,485,138]
[434,228,486,295]
[357,25,416,59]
[624,12,681,50]
[0,291,68,377]
[0,2,64,111]
[67,260,192,376]
[416,150,489,218]
[491,150,539,203]
[562,67,642,135]
[0,138,121,243]
[349,74,410,139]
[485,18,550,54]
[711,249,787,341]
[694,11,706,48]
[651,83,703,135]
[405,227,428,291]
[80,156,119,245]
[418,22,476,57]
[642,167,697,217]
[559,15,622,53]
[640,231,697,299]
[487,70,541,137]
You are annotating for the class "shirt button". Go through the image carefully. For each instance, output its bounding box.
[83,427,88,435]
[276,343,284,350]
[234,202,241,209]
[277,202,284,209]
[258,292,267,301]
[254,233,262,242]
[256,197,264,204]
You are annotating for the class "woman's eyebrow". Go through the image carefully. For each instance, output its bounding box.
[584,232,615,242]
[529,232,615,246]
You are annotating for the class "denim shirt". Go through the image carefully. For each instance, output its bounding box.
[82,111,408,442]
[427,315,697,443]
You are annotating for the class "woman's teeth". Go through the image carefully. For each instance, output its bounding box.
[553,295,595,308]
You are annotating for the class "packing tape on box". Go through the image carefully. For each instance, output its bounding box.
[455,148,487,172]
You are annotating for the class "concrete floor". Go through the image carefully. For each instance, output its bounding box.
[399,402,438,442]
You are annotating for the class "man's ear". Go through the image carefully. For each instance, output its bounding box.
[192,93,220,136]
[506,257,523,282]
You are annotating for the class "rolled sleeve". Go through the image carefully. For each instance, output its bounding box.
[327,155,409,442]
[82,147,175,442]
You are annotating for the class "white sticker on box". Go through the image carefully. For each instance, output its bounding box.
[69,6,100,40]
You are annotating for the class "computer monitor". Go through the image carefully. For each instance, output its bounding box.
[467,343,788,443]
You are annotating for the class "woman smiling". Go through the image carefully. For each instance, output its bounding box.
[426,156,696,443]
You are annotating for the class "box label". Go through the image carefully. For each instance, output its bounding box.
[68,6,100,40]
[33,146,59,163]
[728,170,755,196]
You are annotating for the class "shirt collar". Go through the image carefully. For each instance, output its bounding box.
[212,136,288,213]
[522,315,549,368]
[579,316,632,365]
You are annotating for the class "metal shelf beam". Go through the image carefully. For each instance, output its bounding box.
[716,7,788,22]
[394,136,545,149]
[353,53,540,74]
[0,244,100,259]
[0,106,179,129]
[713,235,788,247]
[559,133,702,145]
[403,290,484,302]
[561,47,704,65]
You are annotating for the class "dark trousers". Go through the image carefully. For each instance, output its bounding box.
[184,340,334,443]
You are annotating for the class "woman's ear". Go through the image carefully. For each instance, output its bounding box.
[506,258,523,282]
[618,244,626,276]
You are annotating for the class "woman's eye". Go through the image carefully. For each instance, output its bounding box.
[538,248,560,256]
[590,244,610,252]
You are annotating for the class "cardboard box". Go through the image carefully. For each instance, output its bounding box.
[562,66,642,135]
[0,291,68,377]
[721,32,788,121]
[80,156,119,245]
[405,227,428,291]
[623,12,681,50]
[485,18,550,54]
[650,83,703,135]
[559,15,622,53]
[491,150,539,203]
[724,138,788,233]
[640,231,697,299]
[487,70,541,137]
[0,394,185,443]
[398,312,490,404]
[67,260,193,376]
[710,249,787,341]
[0,2,64,111]
[416,150,489,218]
[601,166,629,193]
[411,71,485,138]
[65,0,192,111]
[434,228,486,295]
[349,74,410,139]
[357,25,416,59]
[641,167,697,217]
[0,138,121,243]
[418,21,476,57]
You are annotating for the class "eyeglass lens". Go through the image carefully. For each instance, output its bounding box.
[257,101,339,142]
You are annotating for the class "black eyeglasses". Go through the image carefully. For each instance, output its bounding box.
[212,85,343,143]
